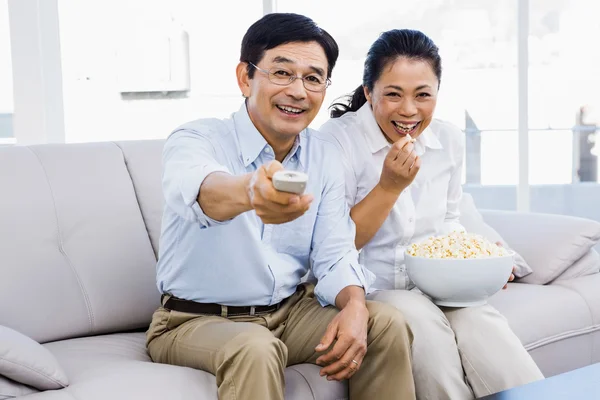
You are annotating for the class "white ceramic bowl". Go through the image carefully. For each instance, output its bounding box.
[405,251,514,307]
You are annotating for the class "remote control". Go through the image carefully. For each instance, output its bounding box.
[272,170,308,194]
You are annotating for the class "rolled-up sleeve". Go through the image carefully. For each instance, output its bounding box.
[310,144,376,307]
[162,129,232,227]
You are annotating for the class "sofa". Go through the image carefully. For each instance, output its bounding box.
[1,139,599,400]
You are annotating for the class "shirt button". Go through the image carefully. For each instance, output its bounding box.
[291,156,297,162]
[264,147,272,154]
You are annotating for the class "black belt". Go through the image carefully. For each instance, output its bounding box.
[161,295,281,317]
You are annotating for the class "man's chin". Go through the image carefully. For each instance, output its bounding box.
[275,121,310,137]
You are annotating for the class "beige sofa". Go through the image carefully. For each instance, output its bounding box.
[1,140,599,399]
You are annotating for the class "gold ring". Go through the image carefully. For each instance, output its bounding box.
[351,359,359,366]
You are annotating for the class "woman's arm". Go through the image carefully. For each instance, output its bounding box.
[351,184,402,249]
[351,137,420,249]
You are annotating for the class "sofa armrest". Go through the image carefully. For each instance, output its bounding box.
[479,210,600,283]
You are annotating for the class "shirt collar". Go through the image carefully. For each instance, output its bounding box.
[233,102,305,168]
[357,102,443,154]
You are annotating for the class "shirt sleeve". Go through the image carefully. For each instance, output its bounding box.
[310,141,376,307]
[319,120,359,207]
[162,128,232,228]
[441,125,467,234]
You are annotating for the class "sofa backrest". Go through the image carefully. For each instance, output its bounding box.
[0,141,163,343]
[115,140,165,259]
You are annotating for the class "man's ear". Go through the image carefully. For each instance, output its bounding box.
[236,62,251,98]
[363,85,373,104]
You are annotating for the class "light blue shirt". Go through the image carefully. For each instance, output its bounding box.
[156,103,375,307]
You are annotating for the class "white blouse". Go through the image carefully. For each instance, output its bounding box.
[319,103,466,290]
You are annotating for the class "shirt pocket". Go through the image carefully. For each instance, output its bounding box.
[274,211,315,257]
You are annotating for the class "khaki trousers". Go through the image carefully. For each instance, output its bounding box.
[147,284,416,400]
[368,290,544,400]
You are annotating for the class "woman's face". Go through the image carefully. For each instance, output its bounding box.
[365,57,439,143]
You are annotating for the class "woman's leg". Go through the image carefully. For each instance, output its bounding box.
[368,290,474,400]
[443,305,544,397]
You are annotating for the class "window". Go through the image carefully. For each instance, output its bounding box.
[57,0,263,142]
[278,0,518,202]
[527,0,600,220]
[0,0,14,144]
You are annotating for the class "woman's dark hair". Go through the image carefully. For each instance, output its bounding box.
[330,29,441,118]
[240,13,339,79]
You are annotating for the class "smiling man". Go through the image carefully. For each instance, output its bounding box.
[145,13,416,400]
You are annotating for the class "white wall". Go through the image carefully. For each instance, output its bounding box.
[0,1,13,114]
[58,0,262,143]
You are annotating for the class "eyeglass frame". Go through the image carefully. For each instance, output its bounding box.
[247,62,331,92]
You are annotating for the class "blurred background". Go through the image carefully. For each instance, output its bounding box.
[1,0,599,219]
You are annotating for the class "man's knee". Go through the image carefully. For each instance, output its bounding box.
[366,300,413,346]
[227,329,288,366]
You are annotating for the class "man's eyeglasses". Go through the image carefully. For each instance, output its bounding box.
[248,62,331,92]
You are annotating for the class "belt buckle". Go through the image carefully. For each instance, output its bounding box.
[249,306,256,316]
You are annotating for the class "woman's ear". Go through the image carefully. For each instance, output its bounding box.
[236,62,251,98]
[363,85,373,104]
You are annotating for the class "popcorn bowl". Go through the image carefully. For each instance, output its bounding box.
[405,250,515,307]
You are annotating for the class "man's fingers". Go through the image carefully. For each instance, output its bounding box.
[319,343,364,378]
[316,336,353,367]
[262,184,303,206]
[315,324,338,354]
[264,160,284,179]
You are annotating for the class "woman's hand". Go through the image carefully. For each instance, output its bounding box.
[378,136,421,196]
[496,242,516,289]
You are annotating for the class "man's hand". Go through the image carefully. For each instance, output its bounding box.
[315,300,369,381]
[377,136,421,195]
[247,160,313,224]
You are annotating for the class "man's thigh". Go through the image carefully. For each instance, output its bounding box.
[147,307,277,374]
[277,288,339,367]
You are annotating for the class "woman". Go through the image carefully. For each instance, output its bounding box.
[319,29,544,399]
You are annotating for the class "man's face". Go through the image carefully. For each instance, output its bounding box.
[238,41,329,143]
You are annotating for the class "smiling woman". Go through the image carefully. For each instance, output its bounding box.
[319,28,544,399]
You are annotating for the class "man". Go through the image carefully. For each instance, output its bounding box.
[146,13,415,400]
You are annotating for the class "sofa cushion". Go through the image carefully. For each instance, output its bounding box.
[459,194,533,277]
[481,210,600,284]
[488,280,600,376]
[488,283,593,350]
[0,326,68,390]
[41,332,346,400]
[0,375,37,399]
[551,249,600,282]
[0,144,158,343]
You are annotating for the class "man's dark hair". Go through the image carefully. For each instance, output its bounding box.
[240,13,339,79]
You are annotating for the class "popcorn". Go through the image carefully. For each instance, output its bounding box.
[407,134,416,143]
[407,231,509,259]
